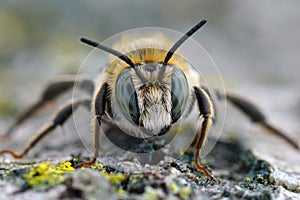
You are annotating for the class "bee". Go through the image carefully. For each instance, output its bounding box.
[1,20,299,179]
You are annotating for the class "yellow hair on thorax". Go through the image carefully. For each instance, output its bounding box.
[110,33,173,64]
[105,34,192,86]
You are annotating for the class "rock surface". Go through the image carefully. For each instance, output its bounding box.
[0,138,299,200]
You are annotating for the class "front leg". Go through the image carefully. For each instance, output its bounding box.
[74,83,108,168]
[193,86,214,179]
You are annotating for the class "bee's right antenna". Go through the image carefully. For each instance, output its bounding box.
[163,20,207,64]
[80,37,135,68]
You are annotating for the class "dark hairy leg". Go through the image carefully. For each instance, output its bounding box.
[0,98,91,158]
[74,83,108,168]
[225,92,299,149]
[193,86,215,179]
[3,75,94,138]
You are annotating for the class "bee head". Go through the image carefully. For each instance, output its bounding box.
[81,20,207,136]
[115,62,189,136]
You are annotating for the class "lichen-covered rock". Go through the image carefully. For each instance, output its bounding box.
[0,140,299,199]
[69,169,118,200]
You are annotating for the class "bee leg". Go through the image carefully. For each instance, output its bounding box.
[74,117,100,168]
[201,87,220,123]
[74,83,108,168]
[193,86,214,179]
[225,92,299,149]
[3,75,94,138]
[0,98,91,159]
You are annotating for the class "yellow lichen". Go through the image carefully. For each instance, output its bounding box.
[57,161,75,172]
[256,174,264,182]
[112,187,126,196]
[21,160,127,192]
[90,162,105,170]
[179,186,191,199]
[102,171,126,184]
[245,177,251,182]
[170,182,179,194]
[22,161,75,190]
[170,182,191,199]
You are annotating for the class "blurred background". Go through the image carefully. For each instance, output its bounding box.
[0,0,299,169]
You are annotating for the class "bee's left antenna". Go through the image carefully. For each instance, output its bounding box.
[80,37,135,68]
[164,20,207,64]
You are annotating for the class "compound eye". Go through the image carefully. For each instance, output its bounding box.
[115,68,140,125]
[170,66,189,122]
